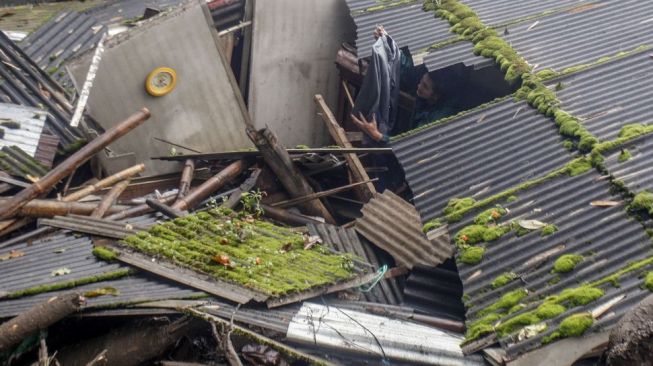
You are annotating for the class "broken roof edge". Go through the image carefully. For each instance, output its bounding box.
[349,0,420,17]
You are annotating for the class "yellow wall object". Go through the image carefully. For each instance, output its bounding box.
[145,67,177,96]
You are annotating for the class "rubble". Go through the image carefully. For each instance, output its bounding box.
[1,0,652,365]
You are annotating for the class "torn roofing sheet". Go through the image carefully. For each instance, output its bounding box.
[287,302,486,366]
[553,50,653,142]
[355,190,452,268]
[502,0,653,73]
[392,98,573,222]
[307,222,403,305]
[449,169,653,358]
[404,264,465,321]
[0,145,48,179]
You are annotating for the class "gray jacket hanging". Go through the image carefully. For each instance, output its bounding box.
[352,35,401,145]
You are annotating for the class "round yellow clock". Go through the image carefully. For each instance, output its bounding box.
[145,67,177,96]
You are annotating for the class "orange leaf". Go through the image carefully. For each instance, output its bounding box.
[212,254,230,266]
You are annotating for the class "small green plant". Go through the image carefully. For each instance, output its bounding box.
[241,189,265,217]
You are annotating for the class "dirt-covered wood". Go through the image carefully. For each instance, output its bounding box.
[0,292,85,352]
[606,295,653,366]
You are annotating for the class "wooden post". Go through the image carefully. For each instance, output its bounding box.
[91,180,130,218]
[0,108,151,219]
[247,127,335,224]
[314,94,375,202]
[104,195,176,221]
[146,198,187,219]
[175,159,195,202]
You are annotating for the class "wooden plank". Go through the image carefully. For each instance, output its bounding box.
[314,94,375,202]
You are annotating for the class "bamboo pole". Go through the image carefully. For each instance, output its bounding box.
[91,180,130,218]
[175,159,195,202]
[63,164,145,202]
[0,199,130,217]
[0,108,151,219]
[104,195,176,221]
[172,160,247,211]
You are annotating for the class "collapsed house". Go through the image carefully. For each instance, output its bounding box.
[0,0,652,365]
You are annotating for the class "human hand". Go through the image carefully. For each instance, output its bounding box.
[373,25,387,40]
[351,112,384,141]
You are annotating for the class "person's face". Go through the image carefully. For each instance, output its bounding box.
[416,73,437,100]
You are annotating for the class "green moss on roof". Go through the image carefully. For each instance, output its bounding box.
[631,191,653,215]
[474,206,507,225]
[543,313,593,344]
[545,286,604,307]
[460,246,486,265]
[618,149,632,163]
[93,246,118,262]
[119,210,359,296]
[492,272,518,289]
[552,254,583,273]
[0,121,20,129]
[4,269,133,299]
[479,289,528,317]
[422,219,442,233]
[541,224,558,236]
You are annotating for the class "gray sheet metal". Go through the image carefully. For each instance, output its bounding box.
[0,32,78,146]
[355,191,453,268]
[287,302,485,366]
[307,223,403,305]
[554,50,653,141]
[0,103,47,157]
[403,264,465,321]
[352,3,454,59]
[603,134,653,195]
[84,0,186,25]
[503,0,653,72]
[461,0,588,26]
[449,170,653,358]
[392,99,573,222]
[423,41,493,71]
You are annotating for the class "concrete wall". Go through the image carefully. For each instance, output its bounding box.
[248,0,355,148]
[68,0,252,176]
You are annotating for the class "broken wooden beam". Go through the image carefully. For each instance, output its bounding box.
[261,204,322,226]
[104,194,176,221]
[0,108,151,219]
[172,160,248,211]
[175,159,195,202]
[247,127,335,223]
[0,292,85,352]
[0,198,130,217]
[146,198,187,219]
[314,94,375,202]
[91,179,131,218]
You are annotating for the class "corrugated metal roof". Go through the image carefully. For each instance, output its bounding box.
[0,145,48,179]
[392,99,573,222]
[0,103,46,157]
[0,32,79,147]
[554,50,653,142]
[355,190,453,268]
[423,40,493,72]
[461,0,588,26]
[287,302,486,366]
[20,11,106,80]
[351,2,454,59]
[602,134,653,195]
[503,0,653,72]
[449,170,653,358]
[0,275,204,319]
[307,222,403,305]
[209,0,245,31]
[83,0,186,26]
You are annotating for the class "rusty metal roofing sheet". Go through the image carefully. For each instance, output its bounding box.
[287,302,486,366]
[449,169,653,358]
[0,145,48,179]
[461,0,588,26]
[0,32,78,147]
[351,2,454,59]
[355,190,452,268]
[21,11,106,80]
[307,223,403,305]
[392,98,573,222]
[503,0,653,72]
[33,132,58,168]
[0,103,46,157]
[554,50,653,142]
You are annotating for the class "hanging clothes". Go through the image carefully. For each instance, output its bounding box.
[352,34,401,146]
